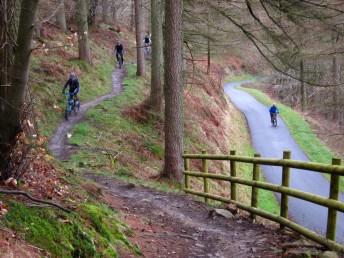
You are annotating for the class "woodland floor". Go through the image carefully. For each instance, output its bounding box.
[36,66,328,257]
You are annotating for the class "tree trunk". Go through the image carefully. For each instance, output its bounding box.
[111,1,117,24]
[102,0,110,24]
[0,0,18,90]
[56,0,67,32]
[207,38,210,74]
[0,0,19,176]
[331,33,340,121]
[0,0,39,179]
[162,0,183,182]
[88,0,98,27]
[76,0,92,64]
[300,59,306,112]
[134,0,145,76]
[206,10,211,74]
[149,0,163,113]
[130,0,135,32]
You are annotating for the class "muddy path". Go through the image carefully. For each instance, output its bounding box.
[86,173,303,258]
[49,68,124,160]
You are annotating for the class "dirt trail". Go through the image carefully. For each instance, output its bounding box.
[49,68,124,160]
[87,173,302,258]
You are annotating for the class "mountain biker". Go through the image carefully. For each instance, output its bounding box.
[63,72,80,98]
[269,104,279,123]
[143,33,151,55]
[144,33,151,46]
[114,41,124,65]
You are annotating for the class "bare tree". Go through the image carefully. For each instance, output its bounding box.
[162,0,184,181]
[88,0,98,27]
[134,0,145,76]
[102,0,110,24]
[0,0,39,179]
[56,0,67,32]
[76,0,92,64]
[130,0,135,32]
[149,0,163,113]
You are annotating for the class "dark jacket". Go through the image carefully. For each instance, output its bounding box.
[63,75,80,95]
[144,36,150,44]
[115,44,124,54]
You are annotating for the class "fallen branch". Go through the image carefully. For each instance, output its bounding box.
[0,189,71,213]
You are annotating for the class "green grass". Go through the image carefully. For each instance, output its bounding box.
[2,201,139,257]
[235,146,280,215]
[226,73,257,83]
[238,85,344,190]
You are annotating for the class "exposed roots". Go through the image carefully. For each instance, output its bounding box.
[0,189,71,213]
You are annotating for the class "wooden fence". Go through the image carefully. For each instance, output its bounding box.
[183,150,344,252]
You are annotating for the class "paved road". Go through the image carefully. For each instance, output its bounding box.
[224,81,344,243]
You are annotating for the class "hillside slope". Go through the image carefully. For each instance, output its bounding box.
[0,23,319,257]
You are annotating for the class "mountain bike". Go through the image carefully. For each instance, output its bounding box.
[143,43,151,59]
[64,93,80,120]
[116,53,124,69]
[271,112,278,127]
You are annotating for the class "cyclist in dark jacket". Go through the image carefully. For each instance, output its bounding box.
[114,41,124,64]
[63,72,80,97]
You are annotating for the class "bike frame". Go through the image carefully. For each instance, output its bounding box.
[271,112,278,126]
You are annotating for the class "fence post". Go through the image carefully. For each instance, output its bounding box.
[326,158,341,240]
[202,150,209,204]
[184,151,190,190]
[230,150,237,201]
[280,150,291,229]
[251,153,261,221]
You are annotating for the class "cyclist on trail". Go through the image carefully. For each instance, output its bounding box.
[143,33,151,55]
[144,33,151,46]
[63,72,80,98]
[269,104,279,123]
[114,41,124,65]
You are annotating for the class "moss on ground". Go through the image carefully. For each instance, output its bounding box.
[2,201,139,258]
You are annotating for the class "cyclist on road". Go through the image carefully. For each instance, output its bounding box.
[63,72,80,98]
[269,104,279,123]
[114,41,124,66]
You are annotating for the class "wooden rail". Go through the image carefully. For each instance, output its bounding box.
[183,150,344,252]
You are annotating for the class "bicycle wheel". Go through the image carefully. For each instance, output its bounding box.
[65,108,71,120]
